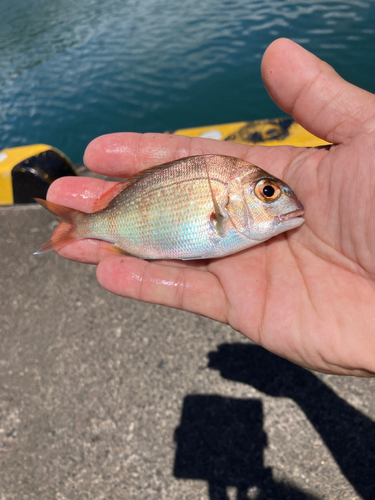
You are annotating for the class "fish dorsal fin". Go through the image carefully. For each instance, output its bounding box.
[92,158,194,212]
[92,155,233,213]
[123,157,198,185]
[123,154,231,187]
[92,158,198,212]
[92,180,131,212]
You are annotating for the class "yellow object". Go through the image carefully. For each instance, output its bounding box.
[173,117,330,148]
[0,144,52,205]
[1,119,329,206]
[0,144,77,206]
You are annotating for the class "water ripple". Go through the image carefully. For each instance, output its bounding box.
[0,0,374,161]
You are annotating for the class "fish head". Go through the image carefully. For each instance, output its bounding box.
[241,171,305,240]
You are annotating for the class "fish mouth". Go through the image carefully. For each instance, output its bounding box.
[279,209,305,222]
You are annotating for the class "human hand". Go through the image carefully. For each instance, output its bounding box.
[47,38,375,376]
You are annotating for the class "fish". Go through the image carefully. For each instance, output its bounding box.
[34,154,304,260]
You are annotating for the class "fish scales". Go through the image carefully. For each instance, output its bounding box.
[86,156,243,258]
[34,155,305,259]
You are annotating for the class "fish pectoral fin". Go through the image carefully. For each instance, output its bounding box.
[202,154,225,236]
[210,210,225,236]
[226,178,254,236]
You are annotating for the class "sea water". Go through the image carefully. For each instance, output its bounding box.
[1,0,374,162]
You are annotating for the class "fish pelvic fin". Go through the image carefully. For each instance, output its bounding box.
[34,198,85,254]
[202,154,225,236]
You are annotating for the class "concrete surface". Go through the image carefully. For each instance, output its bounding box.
[1,204,375,500]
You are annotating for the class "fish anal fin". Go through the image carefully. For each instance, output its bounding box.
[92,180,130,212]
[101,243,138,257]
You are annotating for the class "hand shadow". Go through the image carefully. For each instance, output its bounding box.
[174,394,317,500]
[208,344,375,500]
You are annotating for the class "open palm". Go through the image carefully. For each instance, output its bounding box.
[48,39,375,376]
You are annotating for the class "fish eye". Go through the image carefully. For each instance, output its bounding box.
[262,185,275,197]
[255,179,281,202]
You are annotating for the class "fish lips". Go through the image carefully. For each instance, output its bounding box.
[278,209,305,230]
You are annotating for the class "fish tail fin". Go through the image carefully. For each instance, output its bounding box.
[34,198,85,254]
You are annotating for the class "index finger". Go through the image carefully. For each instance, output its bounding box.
[82,131,304,181]
[83,132,252,177]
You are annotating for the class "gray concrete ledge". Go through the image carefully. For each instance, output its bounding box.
[1,205,375,499]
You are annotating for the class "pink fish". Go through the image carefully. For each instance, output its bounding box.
[35,154,304,259]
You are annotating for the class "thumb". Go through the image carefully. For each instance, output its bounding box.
[261,38,375,144]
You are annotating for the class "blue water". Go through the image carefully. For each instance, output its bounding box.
[1,0,375,162]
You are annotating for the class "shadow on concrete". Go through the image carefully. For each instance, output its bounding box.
[174,394,315,499]
[203,343,375,500]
